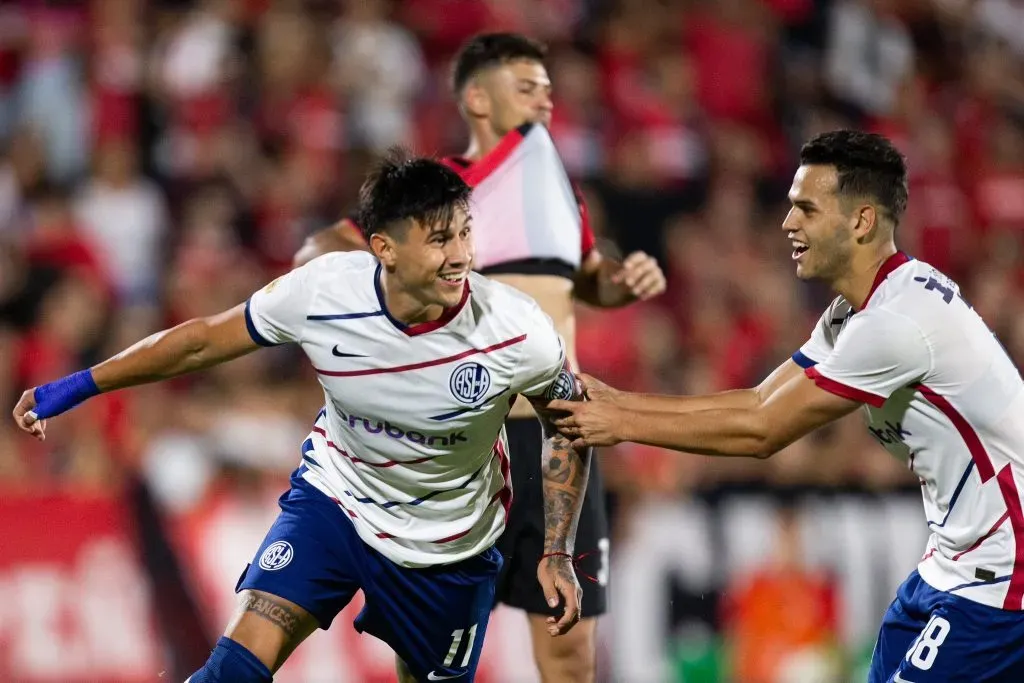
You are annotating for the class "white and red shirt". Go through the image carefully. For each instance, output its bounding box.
[795,252,1024,610]
[442,122,596,278]
[245,251,572,568]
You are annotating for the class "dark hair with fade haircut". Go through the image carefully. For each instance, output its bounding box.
[451,32,547,94]
[799,130,909,227]
[355,147,472,241]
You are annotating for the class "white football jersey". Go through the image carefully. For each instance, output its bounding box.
[795,252,1024,610]
[245,251,572,568]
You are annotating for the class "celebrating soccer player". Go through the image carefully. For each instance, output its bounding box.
[550,130,1024,683]
[13,152,592,683]
[294,34,666,683]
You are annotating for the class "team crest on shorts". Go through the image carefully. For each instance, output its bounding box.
[258,541,294,571]
[450,362,491,404]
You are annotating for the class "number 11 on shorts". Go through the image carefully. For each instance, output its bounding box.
[906,615,951,670]
[444,623,478,668]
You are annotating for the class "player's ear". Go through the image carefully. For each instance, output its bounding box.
[369,232,398,267]
[852,204,878,242]
[463,80,491,119]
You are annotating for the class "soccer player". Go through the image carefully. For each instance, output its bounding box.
[12,152,592,683]
[294,33,666,683]
[550,130,1024,682]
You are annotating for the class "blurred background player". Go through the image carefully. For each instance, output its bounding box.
[551,130,1024,683]
[294,33,667,683]
[13,153,593,683]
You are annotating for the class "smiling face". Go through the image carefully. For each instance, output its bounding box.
[375,204,474,310]
[782,164,859,282]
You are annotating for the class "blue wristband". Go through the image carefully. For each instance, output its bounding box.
[32,370,101,420]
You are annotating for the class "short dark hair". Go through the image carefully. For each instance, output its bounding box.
[355,148,471,240]
[451,32,547,94]
[799,130,909,226]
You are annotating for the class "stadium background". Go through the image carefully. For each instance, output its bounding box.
[0,0,1021,681]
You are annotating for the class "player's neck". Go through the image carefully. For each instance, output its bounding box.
[378,272,445,324]
[464,127,502,162]
[833,245,899,311]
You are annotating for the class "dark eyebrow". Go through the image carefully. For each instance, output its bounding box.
[426,223,453,237]
[792,199,817,211]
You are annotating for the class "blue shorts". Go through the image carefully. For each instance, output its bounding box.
[869,570,1024,682]
[236,470,503,682]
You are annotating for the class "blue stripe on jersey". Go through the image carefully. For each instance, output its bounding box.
[306,310,384,321]
[244,298,278,347]
[344,462,487,509]
[949,575,1012,594]
[429,388,512,421]
[373,266,408,331]
[301,438,322,469]
[791,350,818,368]
[928,461,976,528]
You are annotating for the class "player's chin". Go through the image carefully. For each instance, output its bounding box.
[433,280,465,306]
[794,259,815,280]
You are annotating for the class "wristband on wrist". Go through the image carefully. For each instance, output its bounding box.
[31,369,101,420]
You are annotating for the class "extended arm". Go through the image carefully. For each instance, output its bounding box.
[13,305,259,439]
[559,304,933,457]
[91,305,258,390]
[552,361,861,458]
[597,358,806,415]
[612,371,860,457]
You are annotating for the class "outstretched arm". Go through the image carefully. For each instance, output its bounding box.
[13,305,259,440]
[554,305,931,457]
[551,367,861,458]
[92,305,258,390]
[587,358,806,415]
[528,375,591,637]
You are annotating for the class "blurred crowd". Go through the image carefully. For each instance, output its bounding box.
[3,0,1024,513]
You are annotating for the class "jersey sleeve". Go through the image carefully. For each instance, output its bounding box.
[805,308,932,408]
[244,264,317,346]
[511,305,577,400]
[792,303,836,369]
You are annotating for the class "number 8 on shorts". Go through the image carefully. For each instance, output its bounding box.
[905,615,951,671]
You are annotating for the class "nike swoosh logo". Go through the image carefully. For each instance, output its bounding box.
[894,673,915,683]
[427,672,465,681]
[332,346,366,358]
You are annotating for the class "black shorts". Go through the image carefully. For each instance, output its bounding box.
[494,418,609,617]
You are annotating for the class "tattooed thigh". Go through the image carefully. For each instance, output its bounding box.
[239,590,312,638]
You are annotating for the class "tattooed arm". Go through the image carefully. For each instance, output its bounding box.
[528,371,591,637]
